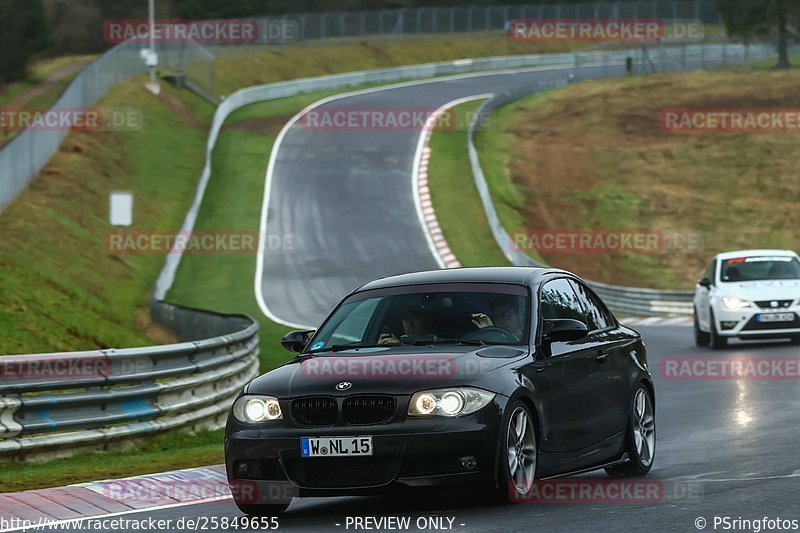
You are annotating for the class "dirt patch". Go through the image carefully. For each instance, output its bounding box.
[502,68,800,289]
[225,115,292,136]
[158,89,204,128]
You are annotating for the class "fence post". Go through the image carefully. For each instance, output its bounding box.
[339,13,346,37]
[450,7,456,33]
[360,12,366,36]
[417,8,423,34]
[321,12,327,39]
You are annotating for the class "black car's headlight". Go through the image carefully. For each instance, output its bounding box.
[408,387,495,417]
[232,395,282,423]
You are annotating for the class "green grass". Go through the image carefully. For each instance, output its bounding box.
[0,83,211,354]
[0,429,225,493]
[0,55,96,109]
[426,100,510,267]
[212,32,584,96]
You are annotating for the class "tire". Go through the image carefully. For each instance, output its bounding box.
[709,309,728,350]
[235,503,289,517]
[495,400,538,503]
[694,308,710,347]
[605,385,655,478]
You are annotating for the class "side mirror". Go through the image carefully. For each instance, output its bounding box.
[543,319,589,343]
[698,277,712,289]
[281,330,314,353]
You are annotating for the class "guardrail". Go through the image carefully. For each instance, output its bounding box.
[0,302,259,460]
[466,43,777,317]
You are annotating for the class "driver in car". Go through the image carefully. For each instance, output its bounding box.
[378,307,433,345]
[471,297,523,338]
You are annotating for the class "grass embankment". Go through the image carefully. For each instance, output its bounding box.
[427,67,800,290]
[212,32,580,96]
[0,82,212,355]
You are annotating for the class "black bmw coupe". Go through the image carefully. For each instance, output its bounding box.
[225,267,656,515]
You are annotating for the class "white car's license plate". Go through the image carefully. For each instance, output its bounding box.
[301,436,373,458]
[757,313,795,323]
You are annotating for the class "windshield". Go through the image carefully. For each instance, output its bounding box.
[720,256,800,282]
[307,283,530,352]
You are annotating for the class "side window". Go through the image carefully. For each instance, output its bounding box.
[540,279,584,322]
[570,280,614,331]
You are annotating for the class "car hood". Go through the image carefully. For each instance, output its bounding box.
[245,346,529,397]
[719,280,800,301]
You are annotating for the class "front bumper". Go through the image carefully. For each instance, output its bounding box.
[224,399,504,502]
[713,304,800,339]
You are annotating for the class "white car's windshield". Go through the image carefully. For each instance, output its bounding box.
[720,256,800,282]
[307,283,530,352]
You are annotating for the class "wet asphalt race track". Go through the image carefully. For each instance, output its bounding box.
[44,326,800,532]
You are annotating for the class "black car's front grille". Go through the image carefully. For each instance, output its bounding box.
[291,397,337,426]
[284,456,401,488]
[342,396,396,425]
[755,299,794,309]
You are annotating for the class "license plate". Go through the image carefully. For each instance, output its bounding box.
[757,313,795,323]
[301,436,373,458]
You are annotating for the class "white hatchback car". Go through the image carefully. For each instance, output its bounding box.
[694,249,800,348]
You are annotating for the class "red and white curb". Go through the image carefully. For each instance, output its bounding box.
[412,95,493,270]
[0,465,231,531]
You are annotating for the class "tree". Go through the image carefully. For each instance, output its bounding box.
[0,0,49,84]
[715,0,798,68]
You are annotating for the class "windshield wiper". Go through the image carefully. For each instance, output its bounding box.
[308,343,388,353]
[408,338,487,346]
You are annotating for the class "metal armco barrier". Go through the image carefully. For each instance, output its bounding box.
[0,302,259,459]
[466,43,777,317]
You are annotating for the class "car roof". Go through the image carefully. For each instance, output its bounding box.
[356,267,566,292]
[715,249,798,260]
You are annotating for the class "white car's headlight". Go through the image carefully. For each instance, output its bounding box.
[722,297,751,309]
[233,395,282,423]
[408,387,495,417]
